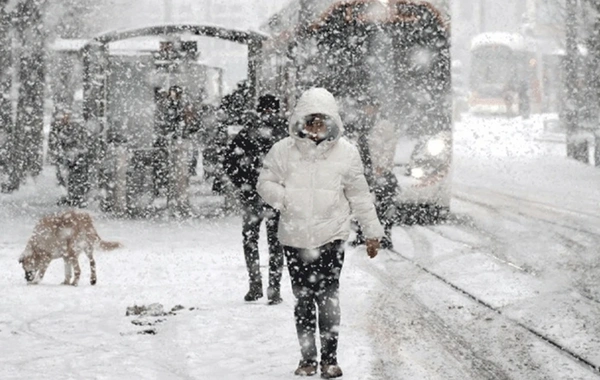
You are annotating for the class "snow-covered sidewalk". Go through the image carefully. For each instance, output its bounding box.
[0,171,379,380]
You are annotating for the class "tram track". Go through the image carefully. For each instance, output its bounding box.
[362,253,513,380]
[421,223,533,275]
[454,189,600,240]
[452,188,600,304]
[375,225,600,377]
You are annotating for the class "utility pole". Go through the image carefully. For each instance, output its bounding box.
[565,0,588,162]
[5,0,47,192]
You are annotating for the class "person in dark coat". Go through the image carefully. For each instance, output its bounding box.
[51,111,91,207]
[224,94,288,304]
[152,87,170,196]
[153,85,195,196]
[518,80,530,119]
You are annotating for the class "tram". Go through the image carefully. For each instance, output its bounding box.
[468,32,536,116]
[259,0,453,222]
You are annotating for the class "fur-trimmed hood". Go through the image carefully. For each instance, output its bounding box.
[289,88,344,144]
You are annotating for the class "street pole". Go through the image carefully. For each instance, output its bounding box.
[565,0,589,162]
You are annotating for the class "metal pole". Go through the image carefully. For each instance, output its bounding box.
[565,0,588,162]
[247,39,262,106]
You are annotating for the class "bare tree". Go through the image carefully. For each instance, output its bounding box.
[0,0,16,191]
[3,0,46,191]
[0,1,12,136]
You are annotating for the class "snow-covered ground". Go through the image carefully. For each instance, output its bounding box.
[369,114,600,379]
[1,113,600,379]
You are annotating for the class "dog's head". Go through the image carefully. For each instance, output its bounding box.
[18,252,35,283]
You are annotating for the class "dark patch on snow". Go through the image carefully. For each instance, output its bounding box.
[171,304,185,312]
[126,303,171,317]
[124,303,194,336]
[131,318,166,326]
[137,328,157,335]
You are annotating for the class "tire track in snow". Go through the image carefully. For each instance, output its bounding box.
[358,250,513,380]
[452,191,600,304]
[454,190,600,240]
[386,227,600,377]
[421,222,533,275]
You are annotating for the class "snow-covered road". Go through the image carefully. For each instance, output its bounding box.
[369,115,600,379]
[1,114,600,379]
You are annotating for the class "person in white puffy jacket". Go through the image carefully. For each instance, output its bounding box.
[257,88,383,378]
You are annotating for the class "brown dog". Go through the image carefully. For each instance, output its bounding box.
[18,210,122,286]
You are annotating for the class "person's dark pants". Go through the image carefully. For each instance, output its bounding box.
[283,240,345,365]
[66,154,90,206]
[153,145,169,196]
[375,194,395,239]
[242,203,283,292]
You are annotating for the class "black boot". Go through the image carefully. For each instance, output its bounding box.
[381,223,394,249]
[244,282,263,302]
[348,235,365,247]
[380,236,393,250]
[267,286,283,305]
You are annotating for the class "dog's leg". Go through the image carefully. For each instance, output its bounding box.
[85,245,97,285]
[34,262,49,284]
[67,240,81,286]
[32,250,50,284]
[69,256,81,286]
[62,257,72,285]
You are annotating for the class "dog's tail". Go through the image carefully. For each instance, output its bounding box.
[98,240,123,251]
[81,214,123,251]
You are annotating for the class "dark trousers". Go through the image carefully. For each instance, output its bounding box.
[65,154,90,206]
[242,203,283,291]
[283,240,345,365]
[153,145,169,196]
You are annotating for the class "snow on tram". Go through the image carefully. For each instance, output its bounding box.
[259,0,453,222]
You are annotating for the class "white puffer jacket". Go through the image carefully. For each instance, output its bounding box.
[257,88,384,249]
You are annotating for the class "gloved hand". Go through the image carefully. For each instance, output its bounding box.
[366,239,380,259]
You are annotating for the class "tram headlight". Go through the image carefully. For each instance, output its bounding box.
[410,167,425,179]
[426,138,446,156]
[406,134,451,182]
